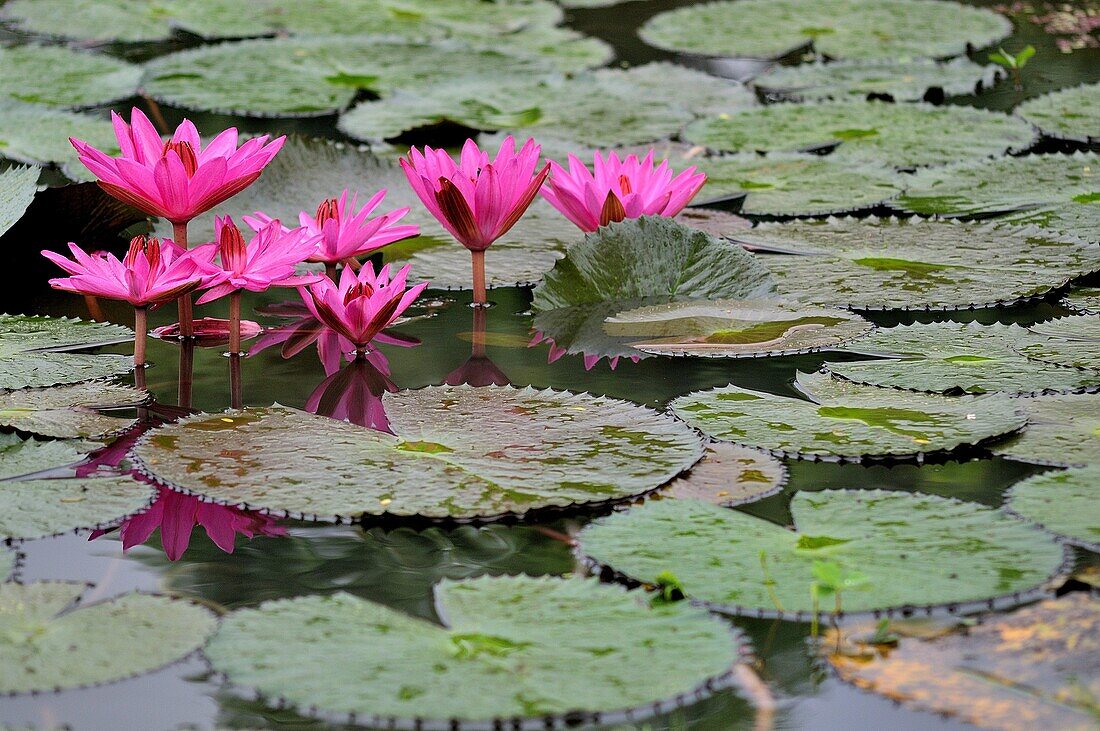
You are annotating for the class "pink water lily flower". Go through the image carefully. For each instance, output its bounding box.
[197,216,321,305]
[299,263,428,353]
[70,108,285,226]
[541,150,707,232]
[401,136,548,304]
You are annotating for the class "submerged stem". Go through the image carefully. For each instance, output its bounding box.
[172,221,194,339]
[229,353,243,410]
[471,249,487,305]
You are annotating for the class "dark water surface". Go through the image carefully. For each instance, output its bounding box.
[2,1,1098,729]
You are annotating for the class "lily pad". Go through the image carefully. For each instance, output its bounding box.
[823,594,1100,729]
[0,381,145,439]
[737,217,1100,310]
[0,547,13,581]
[670,370,1025,460]
[639,0,1013,60]
[0,474,154,542]
[826,321,1100,395]
[1001,202,1100,244]
[0,0,174,42]
[531,217,776,311]
[0,101,119,181]
[0,432,92,480]
[693,153,905,216]
[206,575,740,725]
[896,152,1100,216]
[578,490,1064,617]
[0,46,140,109]
[0,581,217,695]
[0,314,133,390]
[133,388,703,521]
[672,207,752,238]
[753,57,1001,102]
[1016,315,1100,371]
[991,393,1100,467]
[1005,466,1100,551]
[1016,82,1100,143]
[530,299,656,367]
[141,36,561,117]
[684,101,1036,169]
[604,299,873,358]
[0,166,38,239]
[1065,287,1100,314]
[660,443,787,506]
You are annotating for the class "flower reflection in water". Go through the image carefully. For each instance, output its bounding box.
[445,307,510,387]
[306,353,397,433]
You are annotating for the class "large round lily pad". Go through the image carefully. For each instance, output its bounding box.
[827,321,1100,395]
[133,388,703,521]
[0,314,133,390]
[0,474,154,542]
[0,166,38,239]
[670,370,1025,461]
[0,102,119,181]
[660,443,787,506]
[823,594,1099,729]
[206,575,741,725]
[737,217,1100,310]
[685,101,1035,168]
[639,0,1013,60]
[531,217,776,312]
[0,45,140,109]
[1005,465,1100,551]
[693,153,905,216]
[1016,315,1100,371]
[142,36,564,117]
[896,152,1100,217]
[1001,202,1100,244]
[604,299,873,358]
[0,432,92,480]
[991,393,1100,468]
[753,58,1000,102]
[1016,82,1100,143]
[1065,287,1100,314]
[0,0,172,42]
[0,381,144,439]
[578,490,1064,617]
[0,581,217,695]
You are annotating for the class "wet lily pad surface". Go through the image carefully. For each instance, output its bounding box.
[134,388,703,521]
[206,575,741,724]
[604,299,873,358]
[1005,465,1100,551]
[639,0,1012,60]
[0,166,39,239]
[0,581,217,694]
[1065,287,1100,314]
[660,443,787,506]
[753,58,1000,102]
[1016,315,1100,370]
[578,490,1063,616]
[670,371,1025,460]
[991,393,1100,467]
[0,381,144,439]
[0,474,154,542]
[0,101,118,180]
[0,314,133,390]
[0,432,92,479]
[0,46,140,109]
[827,321,1100,395]
[1016,82,1100,143]
[823,594,1100,729]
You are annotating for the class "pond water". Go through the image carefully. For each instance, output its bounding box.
[1,0,1098,729]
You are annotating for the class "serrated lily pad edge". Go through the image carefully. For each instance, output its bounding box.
[576,491,1073,622]
[1,473,159,544]
[823,360,1100,399]
[1,545,24,581]
[130,392,705,525]
[659,442,789,507]
[1003,469,1100,553]
[670,374,1028,464]
[0,580,220,698]
[203,582,751,731]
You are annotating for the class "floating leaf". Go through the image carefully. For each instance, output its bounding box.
[0,547,13,581]
[753,58,1001,102]
[1006,466,1100,550]
[823,594,1099,729]
[737,217,1100,310]
[579,490,1063,616]
[1001,202,1100,244]
[660,443,787,506]
[827,322,1100,395]
[0,381,144,439]
[1016,315,1100,371]
[0,0,173,42]
[0,166,38,239]
[0,432,92,480]
[531,298,657,367]
[0,101,119,181]
[672,207,752,238]
[0,46,140,109]
[896,152,1099,217]
[142,37,561,117]
[991,393,1100,467]
[1016,82,1100,143]
[531,217,775,311]
[134,388,703,521]
[0,474,154,542]
[0,581,217,694]
[684,101,1035,169]
[670,370,1025,460]
[1065,287,1100,314]
[693,153,905,216]
[0,314,133,390]
[639,0,1013,60]
[206,575,740,724]
[605,299,873,358]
